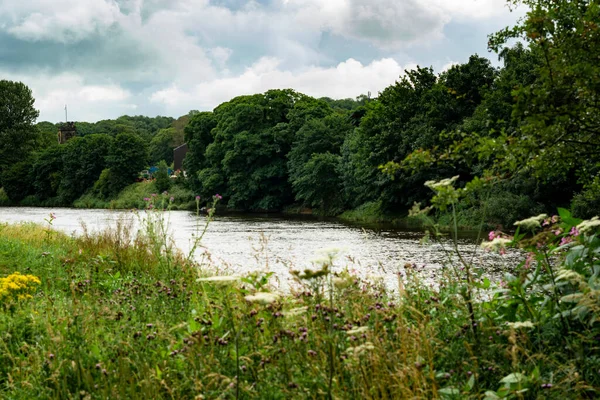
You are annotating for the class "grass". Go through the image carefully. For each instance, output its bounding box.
[0,206,599,399]
[73,181,196,211]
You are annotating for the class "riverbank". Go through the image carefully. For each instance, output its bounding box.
[1,210,598,398]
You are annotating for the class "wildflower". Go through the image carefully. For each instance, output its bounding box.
[169,196,174,202]
[577,216,600,234]
[570,226,580,236]
[0,272,41,302]
[286,306,308,317]
[163,191,168,196]
[560,236,573,246]
[214,194,223,200]
[332,276,353,289]
[195,195,201,201]
[49,213,56,220]
[196,276,240,286]
[506,321,534,329]
[346,326,369,335]
[143,197,150,202]
[346,342,375,357]
[481,237,512,252]
[488,231,496,241]
[513,214,548,230]
[244,292,279,305]
[524,253,535,270]
[424,175,459,190]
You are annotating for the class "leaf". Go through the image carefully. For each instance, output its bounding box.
[438,387,460,399]
[500,372,526,384]
[464,375,475,392]
[484,391,501,400]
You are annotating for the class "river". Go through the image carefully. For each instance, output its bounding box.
[0,207,516,290]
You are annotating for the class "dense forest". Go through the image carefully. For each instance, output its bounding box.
[1,0,599,228]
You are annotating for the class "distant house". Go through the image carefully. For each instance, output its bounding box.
[173,143,188,171]
[58,122,77,144]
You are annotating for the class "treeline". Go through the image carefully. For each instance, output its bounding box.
[1,0,598,225]
[0,104,191,206]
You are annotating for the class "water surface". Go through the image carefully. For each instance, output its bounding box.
[0,207,517,289]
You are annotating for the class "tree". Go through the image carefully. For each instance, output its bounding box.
[58,134,113,203]
[0,80,39,175]
[149,127,184,165]
[104,132,148,196]
[488,0,600,182]
[154,160,172,193]
[184,112,217,193]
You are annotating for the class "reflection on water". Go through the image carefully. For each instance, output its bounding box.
[0,207,518,289]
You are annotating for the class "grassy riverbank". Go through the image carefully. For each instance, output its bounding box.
[1,205,599,399]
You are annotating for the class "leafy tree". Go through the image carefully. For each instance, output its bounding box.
[0,156,36,202]
[199,90,302,210]
[104,132,148,196]
[31,146,64,201]
[184,112,217,192]
[149,127,184,165]
[487,0,600,183]
[58,134,113,203]
[288,113,353,213]
[0,80,39,175]
[291,152,345,215]
[35,121,59,150]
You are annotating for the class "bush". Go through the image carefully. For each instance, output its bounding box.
[154,160,171,194]
[571,177,600,219]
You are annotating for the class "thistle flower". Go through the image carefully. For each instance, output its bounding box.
[514,214,548,230]
[244,292,279,305]
[196,276,240,286]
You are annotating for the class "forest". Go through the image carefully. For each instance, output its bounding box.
[1,0,599,229]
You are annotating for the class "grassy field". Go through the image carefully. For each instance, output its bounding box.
[0,204,599,399]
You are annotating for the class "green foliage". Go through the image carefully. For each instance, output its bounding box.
[104,132,148,196]
[154,160,171,194]
[0,80,39,176]
[291,153,344,215]
[58,134,113,203]
[183,112,217,192]
[0,156,36,202]
[571,177,600,219]
[148,127,184,165]
[31,146,64,201]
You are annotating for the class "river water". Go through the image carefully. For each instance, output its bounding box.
[0,207,517,290]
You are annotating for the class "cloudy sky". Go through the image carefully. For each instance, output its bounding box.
[0,0,523,122]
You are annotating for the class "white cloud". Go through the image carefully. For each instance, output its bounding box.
[3,0,121,43]
[150,57,412,113]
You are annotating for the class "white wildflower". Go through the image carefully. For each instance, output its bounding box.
[506,321,534,329]
[481,237,512,251]
[346,326,369,335]
[197,275,240,285]
[285,306,308,317]
[244,292,279,305]
[514,214,548,230]
[424,175,459,190]
[309,256,331,266]
[577,216,600,234]
[346,342,375,357]
[333,276,353,289]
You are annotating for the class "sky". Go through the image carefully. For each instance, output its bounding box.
[0,0,524,122]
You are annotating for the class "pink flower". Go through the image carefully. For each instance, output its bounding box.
[570,227,580,236]
[169,196,174,202]
[551,215,558,223]
[524,253,534,269]
[488,231,496,241]
[195,195,201,201]
[214,194,223,200]
[560,237,573,246]
[553,229,562,236]
[143,197,150,202]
